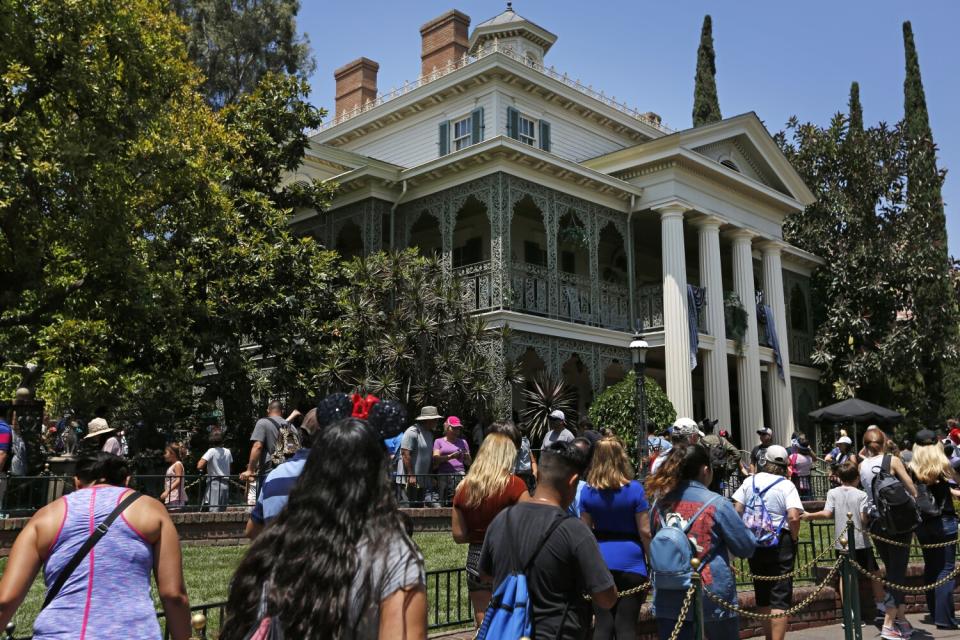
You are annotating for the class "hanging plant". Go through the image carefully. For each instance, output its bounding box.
[724,291,748,355]
[558,217,590,250]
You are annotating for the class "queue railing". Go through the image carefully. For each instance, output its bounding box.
[0,471,470,516]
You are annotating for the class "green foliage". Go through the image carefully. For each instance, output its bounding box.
[778,42,955,425]
[723,291,748,355]
[588,371,676,460]
[318,250,507,422]
[171,0,315,108]
[898,21,954,420]
[521,373,578,442]
[0,1,336,435]
[848,82,863,133]
[692,15,721,127]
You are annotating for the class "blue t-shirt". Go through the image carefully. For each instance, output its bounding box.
[580,479,650,575]
[250,449,310,524]
[567,480,587,517]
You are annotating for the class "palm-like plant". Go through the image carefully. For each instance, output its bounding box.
[521,372,578,442]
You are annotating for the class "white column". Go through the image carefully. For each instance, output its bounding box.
[761,241,795,446]
[730,230,764,434]
[659,205,694,418]
[697,217,732,430]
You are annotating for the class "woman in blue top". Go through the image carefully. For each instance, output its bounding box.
[580,437,651,639]
[646,443,757,640]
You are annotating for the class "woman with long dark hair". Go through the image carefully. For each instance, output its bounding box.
[646,443,756,640]
[220,418,426,640]
[0,452,190,639]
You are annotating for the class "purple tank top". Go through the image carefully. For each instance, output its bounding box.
[33,486,161,640]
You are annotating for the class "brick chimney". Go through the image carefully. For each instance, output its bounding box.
[334,57,379,118]
[419,10,470,76]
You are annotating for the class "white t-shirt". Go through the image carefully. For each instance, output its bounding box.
[650,452,668,475]
[202,446,233,478]
[732,472,804,529]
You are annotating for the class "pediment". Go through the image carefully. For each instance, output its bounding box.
[691,135,787,194]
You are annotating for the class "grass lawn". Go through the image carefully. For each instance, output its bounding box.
[2,534,467,637]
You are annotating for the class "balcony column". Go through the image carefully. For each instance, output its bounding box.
[760,241,795,446]
[696,217,732,430]
[730,229,764,433]
[658,204,694,418]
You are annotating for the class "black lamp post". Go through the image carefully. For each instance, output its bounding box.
[630,330,649,478]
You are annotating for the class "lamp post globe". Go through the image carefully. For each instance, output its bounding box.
[629,332,649,478]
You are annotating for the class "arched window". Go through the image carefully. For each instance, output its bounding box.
[790,283,808,332]
[720,159,740,172]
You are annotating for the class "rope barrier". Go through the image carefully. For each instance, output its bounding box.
[732,531,846,581]
[666,583,698,640]
[848,556,960,592]
[863,529,960,550]
[703,557,843,620]
[582,581,650,601]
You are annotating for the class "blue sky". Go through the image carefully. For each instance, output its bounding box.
[298,1,960,254]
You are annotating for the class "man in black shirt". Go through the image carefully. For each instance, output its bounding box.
[750,427,774,474]
[479,442,616,639]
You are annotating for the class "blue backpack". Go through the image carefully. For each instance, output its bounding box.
[476,510,570,640]
[742,476,787,547]
[649,495,722,590]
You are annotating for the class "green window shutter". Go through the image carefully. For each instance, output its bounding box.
[539,120,551,152]
[506,106,519,140]
[471,107,484,144]
[438,120,449,156]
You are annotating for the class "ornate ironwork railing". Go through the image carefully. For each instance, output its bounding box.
[636,284,664,330]
[598,281,630,331]
[316,39,671,134]
[790,332,814,366]
[453,260,494,312]
[557,271,592,324]
[510,262,549,316]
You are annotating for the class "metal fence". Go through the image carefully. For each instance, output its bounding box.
[0,472,470,517]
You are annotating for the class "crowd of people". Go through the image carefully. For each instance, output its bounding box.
[1,391,959,640]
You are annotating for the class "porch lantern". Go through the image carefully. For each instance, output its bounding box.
[629,331,649,478]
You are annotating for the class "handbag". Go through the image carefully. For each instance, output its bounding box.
[42,491,142,609]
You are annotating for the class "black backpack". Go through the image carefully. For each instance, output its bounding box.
[870,454,920,535]
[914,481,942,520]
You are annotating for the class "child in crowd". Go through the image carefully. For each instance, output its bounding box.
[802,460,886,625]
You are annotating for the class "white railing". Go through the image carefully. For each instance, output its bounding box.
[316,39,672,134]
[453,260,494,312]
[637,284,664,330]
[510,262,549,316]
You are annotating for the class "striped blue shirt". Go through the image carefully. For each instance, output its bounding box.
[250,449,310,524]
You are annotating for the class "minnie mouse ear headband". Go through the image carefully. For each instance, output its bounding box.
[316,393,353,429]
[368,400,408,439]
[351,393,380,420]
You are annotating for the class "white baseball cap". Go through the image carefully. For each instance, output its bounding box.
[835,436,853,445]
[548,409,566,422]
[762,445,790,466]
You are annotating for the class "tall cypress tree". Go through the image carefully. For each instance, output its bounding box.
[896,21,953,421]
[848,81,863,134]
[692,15,721,127]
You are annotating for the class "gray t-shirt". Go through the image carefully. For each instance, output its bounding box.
[543,428,575,446]
[825,485,869,549]
[400,425,434,476]
[251,417,288,473]
[349,530,425,638]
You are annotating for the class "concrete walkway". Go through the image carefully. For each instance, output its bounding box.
[790,613,960,639]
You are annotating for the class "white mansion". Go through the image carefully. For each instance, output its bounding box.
[292,6,823,450]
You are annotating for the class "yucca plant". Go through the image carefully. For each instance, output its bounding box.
[521,373,578,442]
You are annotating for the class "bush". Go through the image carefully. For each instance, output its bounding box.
[588,371,676,460]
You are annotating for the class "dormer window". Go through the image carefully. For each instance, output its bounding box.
[452,116,473,151]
